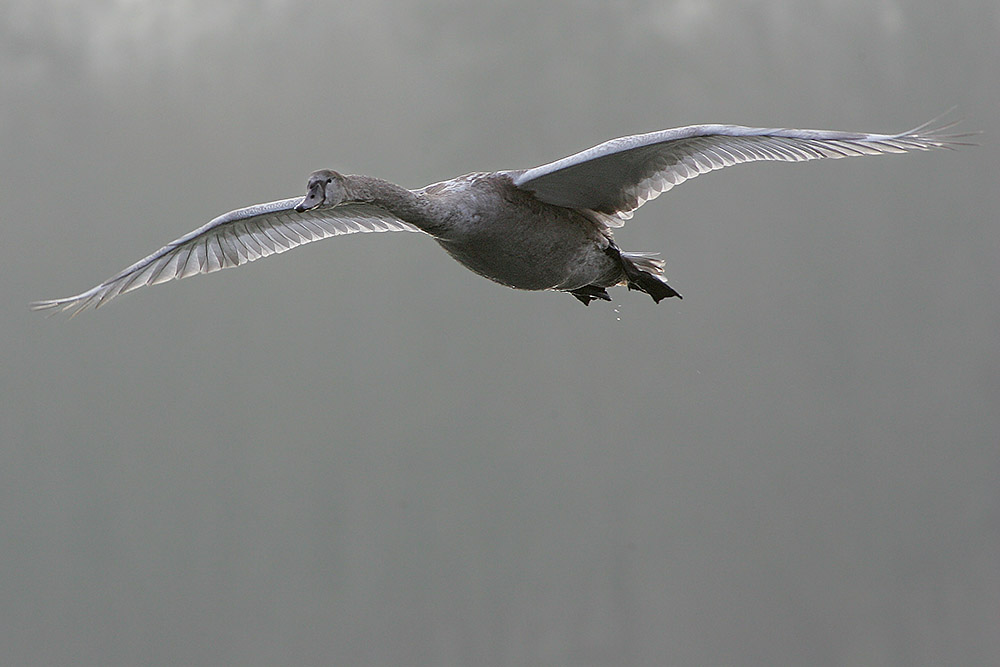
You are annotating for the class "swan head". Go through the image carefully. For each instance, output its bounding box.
[296,169,346,212]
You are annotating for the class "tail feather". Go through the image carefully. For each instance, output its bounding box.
[621,251,665,274]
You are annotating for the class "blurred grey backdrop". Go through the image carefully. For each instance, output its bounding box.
[3,1,998,665]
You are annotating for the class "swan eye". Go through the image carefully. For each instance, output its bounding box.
[326,178,332,184]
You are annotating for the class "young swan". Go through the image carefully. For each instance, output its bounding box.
[296,170,345,212]
[33,120,966,315]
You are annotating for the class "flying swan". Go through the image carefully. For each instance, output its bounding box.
[33,120,963,314]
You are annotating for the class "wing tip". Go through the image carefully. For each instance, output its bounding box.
[30,290,103,317]
[902,109,979,148]
[30,297,75,313]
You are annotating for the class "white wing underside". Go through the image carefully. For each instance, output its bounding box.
[512,122,961,224]
[33,197,422,315]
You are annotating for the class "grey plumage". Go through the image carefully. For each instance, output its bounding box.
[33,121,965,315]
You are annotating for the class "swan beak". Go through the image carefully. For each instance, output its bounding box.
[295,182,324,212]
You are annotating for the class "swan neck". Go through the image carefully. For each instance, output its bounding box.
[343,175,442,233]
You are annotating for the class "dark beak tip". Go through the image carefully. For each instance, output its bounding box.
[295,194,319,213]
[295,183,324,213]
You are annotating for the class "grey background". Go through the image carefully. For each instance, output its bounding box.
[3,1,997,665]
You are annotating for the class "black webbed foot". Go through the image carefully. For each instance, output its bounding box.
[604,244,682,303]
[624,270,682,303]
[569,285,612,305]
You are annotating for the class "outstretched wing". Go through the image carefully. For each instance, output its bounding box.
[512,121,964,223]
[32,196,423,315]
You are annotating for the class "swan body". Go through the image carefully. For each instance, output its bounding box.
[33,121,962,315]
